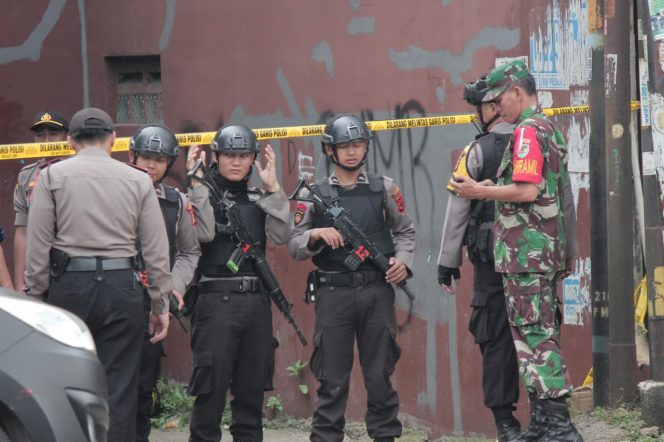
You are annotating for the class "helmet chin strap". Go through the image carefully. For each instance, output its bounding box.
[477,106,500,133]
[330,146,368,172]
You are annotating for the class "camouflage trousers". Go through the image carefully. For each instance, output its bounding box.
[502,272,573,399]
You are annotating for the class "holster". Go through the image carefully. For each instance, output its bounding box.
[182,284,199,317]
[49,248,70,281]
[304,270,320,304]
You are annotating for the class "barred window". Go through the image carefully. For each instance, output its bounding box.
[106,56,163,125]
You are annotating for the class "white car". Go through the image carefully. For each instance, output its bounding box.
[0,290,109,442]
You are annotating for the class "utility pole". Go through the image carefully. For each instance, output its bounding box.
[590,0,637,406]
[605,0,636,405]
[588,0,609,408]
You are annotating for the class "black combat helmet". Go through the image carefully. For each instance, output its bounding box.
[463,75,500,132]
[463,76,490,106]
[320,114,372,171]
[130,125,180,160]
[321,114,372,148]
[211,124,260,154]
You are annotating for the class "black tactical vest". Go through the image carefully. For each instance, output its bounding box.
[464,132,511,264]
[312,174,395,271]
[199,189,266,277]
[159,185,181,269]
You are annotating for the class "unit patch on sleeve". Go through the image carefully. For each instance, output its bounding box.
[392,186,405,213]
[511,126,543,184]
[294,202,308,226]
[186,201,197,226]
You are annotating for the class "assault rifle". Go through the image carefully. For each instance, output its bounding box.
[289,178,416,331]
[168,294,190,333]
[188,159,308,346]
[134,248,190,333]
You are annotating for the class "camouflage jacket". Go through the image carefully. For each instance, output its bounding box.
[494,105,568,274]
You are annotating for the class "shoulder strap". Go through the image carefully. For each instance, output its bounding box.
[163,184,180,203]
[367,173,384,193]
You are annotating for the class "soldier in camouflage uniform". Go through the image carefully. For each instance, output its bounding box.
[452,59,582,442]
[438,75,520,441]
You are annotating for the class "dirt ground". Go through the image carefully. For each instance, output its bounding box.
[149,414,633,442]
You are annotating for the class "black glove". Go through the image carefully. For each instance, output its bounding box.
[0,227,4,244]
[438,265,460,286]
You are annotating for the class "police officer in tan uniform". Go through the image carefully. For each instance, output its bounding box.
[288,115,416,442]
[24,107,172,442]
[13,111,69,291]
[128,125,201,442]
[185,124,289,442]
[437,76,520,441]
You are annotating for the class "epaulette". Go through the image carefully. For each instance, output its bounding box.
[162,184,181,203]
[125,162,149,174]
[40,157,62,169]
[18,159,44,174]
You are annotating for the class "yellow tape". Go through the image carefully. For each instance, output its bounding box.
[0,101,643,161]
[634,276,648,334]
[582,367,593,387]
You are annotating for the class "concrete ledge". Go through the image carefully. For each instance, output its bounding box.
[639,380,664,428]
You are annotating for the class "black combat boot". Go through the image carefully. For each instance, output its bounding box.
[374,438,395,442]
[539,398,584,442]
[517,393,548,441]
[496,416,521,442]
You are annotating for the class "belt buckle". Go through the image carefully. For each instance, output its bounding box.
[238,279,246,292]
[352,272,363,287]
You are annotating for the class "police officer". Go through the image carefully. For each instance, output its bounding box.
[437,75,520,441]
[452,60,581,442]
[24,107,172,442]
[288,115,416,442]
[185,124,289,442]
[13,111,69,291]
[129,125,201,442]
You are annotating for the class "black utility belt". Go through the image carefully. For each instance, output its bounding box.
[199,277,263,294]
[66,257,134,272]
[316,270,384,288]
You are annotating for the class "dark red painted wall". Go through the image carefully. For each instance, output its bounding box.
[0,0,606,437]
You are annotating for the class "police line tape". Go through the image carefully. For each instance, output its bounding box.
[0,101,642,161]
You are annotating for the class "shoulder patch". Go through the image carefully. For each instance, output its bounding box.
[391,186,405,213]
[186,201,196,226]
[294,202,308,226]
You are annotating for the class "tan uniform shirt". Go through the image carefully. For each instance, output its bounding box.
[155,183,201,294]
[437,122,514,268]
[189,184,290,246]
[25,147,172,314]
[13,159,57,226]
[288,171,416,271]
[437,122,578,269]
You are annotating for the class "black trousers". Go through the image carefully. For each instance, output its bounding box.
[469,260,519,410]
[136,294,163,442]
[48,269,144,442]
[188,284,273,442]
[310,282,402,442]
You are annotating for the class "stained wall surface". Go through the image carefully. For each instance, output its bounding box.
[0,0,595,436]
